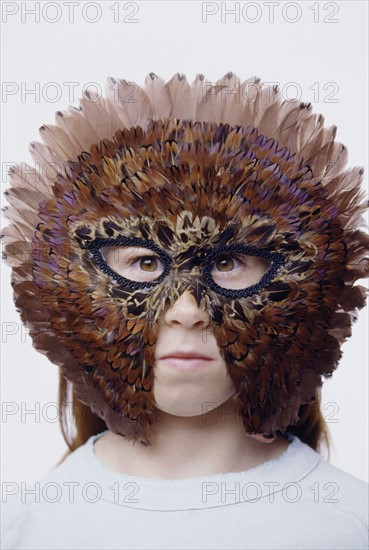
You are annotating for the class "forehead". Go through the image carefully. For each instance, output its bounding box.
[129,210,233,250]
[72,209,264,257]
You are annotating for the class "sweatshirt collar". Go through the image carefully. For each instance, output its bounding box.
[64,430,321,511]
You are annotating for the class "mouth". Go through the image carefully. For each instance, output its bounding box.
[158,352,214,371]
[160,351,213,360]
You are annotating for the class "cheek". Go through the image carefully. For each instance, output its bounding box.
[152,361,235,416]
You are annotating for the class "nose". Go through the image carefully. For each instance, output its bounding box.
[163,290,210,330]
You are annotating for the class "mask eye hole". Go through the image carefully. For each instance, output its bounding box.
[86,236,172,289]
[204,244,286,298]
[210,253,272,290]
[101,246,166,282]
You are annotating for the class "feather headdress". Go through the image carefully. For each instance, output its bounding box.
[2,72,369,446]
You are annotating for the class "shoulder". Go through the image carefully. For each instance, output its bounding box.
[1,482,42,549]
[307,455,368,514]
[1,442,91,549]
[295,441,368,538]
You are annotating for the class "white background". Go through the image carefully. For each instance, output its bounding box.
[1,0,368,484]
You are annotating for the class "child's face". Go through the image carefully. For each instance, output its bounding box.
[101,243,269,418]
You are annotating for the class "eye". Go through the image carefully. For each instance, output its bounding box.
[132,255,162,273]
[210,253,272,290]
[101,246,165,282]
[213,255,240,273]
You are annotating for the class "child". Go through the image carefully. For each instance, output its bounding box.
[1,72,368,549]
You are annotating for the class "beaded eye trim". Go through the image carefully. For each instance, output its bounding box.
[84,236,286,298]
[85,236,172,291]
[204,244,286,298]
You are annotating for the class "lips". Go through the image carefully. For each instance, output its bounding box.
[160,351,213,360]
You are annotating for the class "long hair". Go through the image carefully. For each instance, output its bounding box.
[54,370,331,468]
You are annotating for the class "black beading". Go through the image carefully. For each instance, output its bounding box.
[85,236,172,290]
[85,237,287,298]
[203,243,286,298]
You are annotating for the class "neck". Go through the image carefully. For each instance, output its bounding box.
[94,399,291,480]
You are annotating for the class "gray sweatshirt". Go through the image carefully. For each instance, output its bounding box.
[1,430,368,549]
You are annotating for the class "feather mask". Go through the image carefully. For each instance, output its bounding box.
[2,72,369,446]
